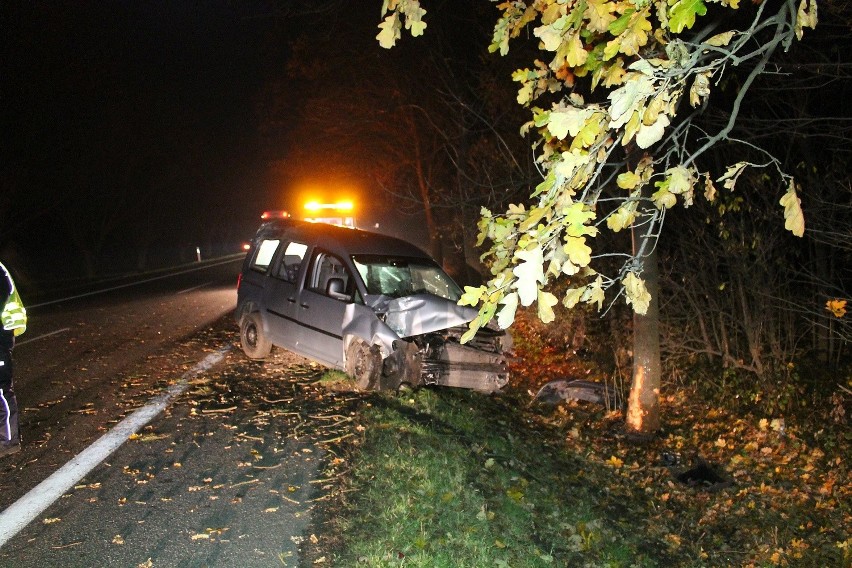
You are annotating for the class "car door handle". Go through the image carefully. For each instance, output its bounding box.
[287,297,296,303]
[300,303,310,309]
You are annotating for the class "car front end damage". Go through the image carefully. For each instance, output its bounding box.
[342,294,510,393]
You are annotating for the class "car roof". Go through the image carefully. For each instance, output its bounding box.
[253,219,432,260]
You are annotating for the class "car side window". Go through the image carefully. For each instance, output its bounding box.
[308,251,360,303]
[274,241,308,283]
[250,239,280,273]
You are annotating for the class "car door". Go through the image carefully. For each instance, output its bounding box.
[262,240,308,349]
[293,249,359,367]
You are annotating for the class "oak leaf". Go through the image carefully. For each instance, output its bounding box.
[779,181,805,237]
[513,246,546,306]
[825,299,847,318]
[667,0,707,33]
[623,272,651,314]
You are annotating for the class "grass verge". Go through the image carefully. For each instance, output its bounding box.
[314,383,849,567]
[325,388,666,567]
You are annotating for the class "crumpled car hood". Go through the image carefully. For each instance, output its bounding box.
[367,293,477,338]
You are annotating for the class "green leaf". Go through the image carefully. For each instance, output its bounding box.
[668,0,708,33]
[607,9,635,36]
[460,318,482,344]
[459,285,487,307]
[562,201,596,226]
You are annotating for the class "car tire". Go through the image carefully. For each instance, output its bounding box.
[240,312,272,359]
[345,339,382,390]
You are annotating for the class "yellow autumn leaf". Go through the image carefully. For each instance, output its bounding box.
[651,187,676,209]
[825,299,847,318]
[636,113,670,148]
[690,71,711,107]
[779,181,805,237]
[562,31,588,67]
[607,455,624,467]
[705,31,735,47]
[376,13,401,49]
[548,106,590,140]
[563,286,586,309]
[622,109,642,146]
[623,272,651,314]
[596,59,627,89]
[571,112,605,149]
[537,290,559,323]
[606,201,638,232]
[618,9,653,56]
[563,236,592,267]
[617,171,641,190]
[703,173,717,202]
[718,161,748,190]
[584,0,617,33]
[795,0,818,40]
[497,291,519,329]
[512,245,546,306]
[585,275,606,310]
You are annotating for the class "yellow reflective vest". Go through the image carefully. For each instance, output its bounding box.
[1,262,27,337]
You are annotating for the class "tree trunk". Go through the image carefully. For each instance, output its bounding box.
[626,207,661,435]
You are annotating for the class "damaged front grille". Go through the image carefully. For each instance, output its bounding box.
[413,326,510,392]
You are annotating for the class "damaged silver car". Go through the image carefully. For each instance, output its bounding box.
[236,219,510,393]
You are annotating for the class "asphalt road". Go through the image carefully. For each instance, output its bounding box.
[0,257,352,567]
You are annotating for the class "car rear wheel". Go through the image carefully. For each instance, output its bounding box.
[240,312,272,359]
[345,339,382,390]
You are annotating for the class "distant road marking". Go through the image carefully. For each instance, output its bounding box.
[176,282,212,294]
[0,345,232,548]
[15,328,70,347]
[29,255,242,309]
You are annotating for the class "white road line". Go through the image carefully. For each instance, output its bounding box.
[0,345,232,548]
[176,282,212,294]
[15,328,71,347]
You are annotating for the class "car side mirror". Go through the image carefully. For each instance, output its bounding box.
[326,277,350,301]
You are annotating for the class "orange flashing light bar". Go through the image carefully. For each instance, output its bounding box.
[304,200,354,212]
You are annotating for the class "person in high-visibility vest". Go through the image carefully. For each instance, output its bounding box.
[0,260,26,456]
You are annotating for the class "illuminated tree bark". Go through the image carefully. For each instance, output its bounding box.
[627,200,661,434]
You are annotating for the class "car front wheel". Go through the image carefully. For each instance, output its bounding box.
[345,339,382,390]
[240,312,272,359]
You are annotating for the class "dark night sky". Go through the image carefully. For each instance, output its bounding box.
[0,2,328,279]
[0,1,490,282]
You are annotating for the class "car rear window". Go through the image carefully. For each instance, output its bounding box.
[251,239,280,273]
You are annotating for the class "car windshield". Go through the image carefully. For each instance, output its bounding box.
[352,255,462,301]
